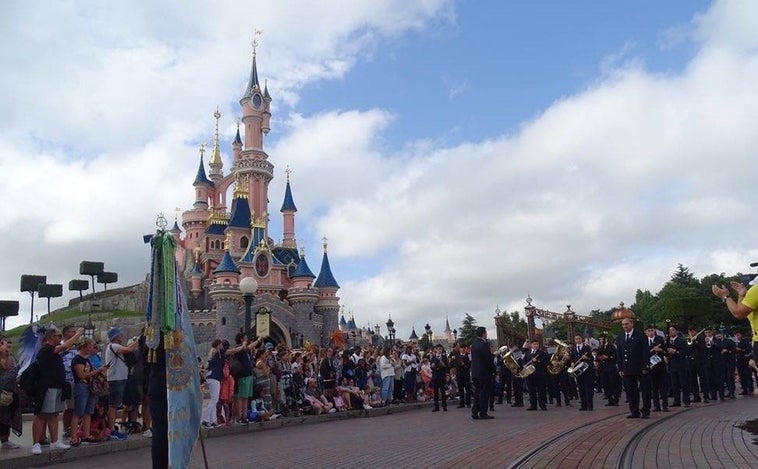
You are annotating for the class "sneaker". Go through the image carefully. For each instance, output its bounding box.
[142,430,152,438]
[201,421,211,428]
[50,440,71,450]
[270,414,281,420]
[40,438,50,446]
[328,408,337,413]
[31,443,42,455]
[109,431,127,441]
[363,403,373,410]
[1,441,20,450]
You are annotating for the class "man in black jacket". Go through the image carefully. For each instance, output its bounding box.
[645,325,668,412]
[449,342,471,408]
[617,318,651,418]
[524,340,549,411]
[470,327,495,420]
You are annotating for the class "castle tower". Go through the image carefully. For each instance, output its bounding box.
[225,174,253,259]
[280,168,298,249]
[288,247,320,344]
[183,145,214,253]
[444,315,453,343]
[238,33,274,227]
[210,237,242,340]
[314,237,340,336]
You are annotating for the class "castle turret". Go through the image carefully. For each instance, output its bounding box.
[190,249,204,299]
[314,238,340,334]
[210,239,242,340]
[225,175,253,258]
[280,168,298,249]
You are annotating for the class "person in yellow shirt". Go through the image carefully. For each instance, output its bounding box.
[712,277,758,373]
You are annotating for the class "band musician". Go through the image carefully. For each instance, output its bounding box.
[569,335,594,411]
[645,325,667,412]
[597,334,619,406]
[524,340,548,411]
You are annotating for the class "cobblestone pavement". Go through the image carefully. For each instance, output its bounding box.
[3,396,756,468]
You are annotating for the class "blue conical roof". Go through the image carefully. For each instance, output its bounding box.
[339,315,347,326]
[409,327,419,340]
[191,261,203,276]
[280,180,298,212]
[291,253,315,279]
[347,317,357,330]
[243,52,260,98]
[170,220,181,233]
[314,250,339,289]
[233,127,242,145]
[194,156,213,186]
[228,197,251,228]
[213,251,240,274]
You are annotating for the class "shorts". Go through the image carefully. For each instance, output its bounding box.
[37,388,64,414]
[235,376,253,399]
[108,379,127,408]
[73,382,96,416]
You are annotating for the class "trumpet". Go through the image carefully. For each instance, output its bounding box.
[686,327,707,346]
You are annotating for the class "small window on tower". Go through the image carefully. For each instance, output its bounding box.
[221,317,226,326]
[240,236,249,249]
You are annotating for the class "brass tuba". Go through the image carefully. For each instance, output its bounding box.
[498,346,522,376]
[548,339,570,375]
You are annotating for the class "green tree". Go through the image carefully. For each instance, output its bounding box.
[458,313,478,346]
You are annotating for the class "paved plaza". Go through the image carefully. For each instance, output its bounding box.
[1,396,756,468]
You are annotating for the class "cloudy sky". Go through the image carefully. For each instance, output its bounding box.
[2,0,758,337]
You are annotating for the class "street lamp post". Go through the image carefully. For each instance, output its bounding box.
[424,323,431,345]
[239,277,258,339]
[386,317,395,346]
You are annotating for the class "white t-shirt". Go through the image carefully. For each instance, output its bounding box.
[105,343,130,381]
[401,353,418,373]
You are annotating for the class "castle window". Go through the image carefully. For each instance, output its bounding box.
[240,236,249,249]
[221,317,226,326]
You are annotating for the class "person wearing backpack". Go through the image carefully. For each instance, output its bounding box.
[104,328,138,440]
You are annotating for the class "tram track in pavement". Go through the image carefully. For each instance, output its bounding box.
[617,406,693,469]
[506,406,696,469]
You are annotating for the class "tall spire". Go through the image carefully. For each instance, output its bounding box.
[193,143,213,186]
[209,107,223,179]
[243,29,263,99]
[314,236,339,289]
[233,119,242,146]
[280,166,298,212]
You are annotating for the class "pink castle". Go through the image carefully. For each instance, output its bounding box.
[172,41,340,348]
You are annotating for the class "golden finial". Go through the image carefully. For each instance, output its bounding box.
[174,207,181,221]
[224,232,232,251]
[193,246,201,263]
[285,165,292,182]
[299,245,306,257]
[252,29,263,56]
[322,236,328,252]
[199,142,207,158]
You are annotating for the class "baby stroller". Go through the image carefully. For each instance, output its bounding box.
[281,370,310,416]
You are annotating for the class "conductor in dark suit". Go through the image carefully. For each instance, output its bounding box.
[617,318,651,418]
[470,327,495,420]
